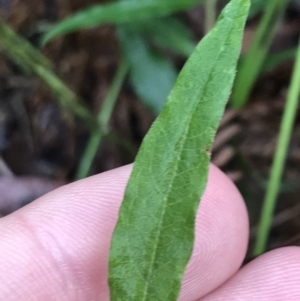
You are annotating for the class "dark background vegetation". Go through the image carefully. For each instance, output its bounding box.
[0,0,300,258]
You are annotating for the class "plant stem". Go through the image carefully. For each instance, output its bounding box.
[75,60,129,179]
[231,0,290,109]
[205,0,217,34]
[254,38,300,256]
[0,18,96,129]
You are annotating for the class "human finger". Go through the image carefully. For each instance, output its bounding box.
[0,164,248,300]
[200,247,300,300]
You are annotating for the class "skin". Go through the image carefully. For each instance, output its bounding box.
[0,164,299,300]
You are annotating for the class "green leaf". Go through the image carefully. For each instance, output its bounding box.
[249,0,267,18]
[137,17,196,58]
[231,0,290,108]
[119,28,178,114]
[42,0,199,45]
[108,0,250,300]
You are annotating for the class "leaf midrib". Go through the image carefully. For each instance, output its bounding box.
[141,12,238,300]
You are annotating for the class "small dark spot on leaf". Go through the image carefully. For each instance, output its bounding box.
[204,147,212,155]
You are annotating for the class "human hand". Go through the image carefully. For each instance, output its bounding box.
[0,164,299,300]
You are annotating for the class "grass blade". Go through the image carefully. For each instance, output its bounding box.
[0,17,95,129]
[231,0,290,108]
[75,60,129,180]
[205,0,217,33]
[42,0,199,45]
[254,38,300,255]
[119,28,178,114]
[108,1,250,300]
